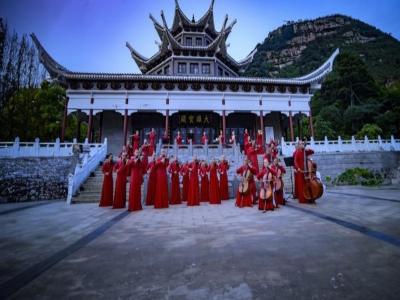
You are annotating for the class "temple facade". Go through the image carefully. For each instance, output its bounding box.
[32,0,339,155]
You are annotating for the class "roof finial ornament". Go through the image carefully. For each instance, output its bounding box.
[192,14,195,23]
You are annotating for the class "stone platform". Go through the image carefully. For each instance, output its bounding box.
[0,186,399,299]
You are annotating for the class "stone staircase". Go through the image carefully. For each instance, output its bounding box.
[72,165,132,204]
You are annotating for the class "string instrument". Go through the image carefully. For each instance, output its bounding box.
[275,165,284,192]
[259,168,273,201]
[238,167,253,194]
[303,144,323,201]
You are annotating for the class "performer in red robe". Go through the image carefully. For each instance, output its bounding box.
[154,154,169,208]
[218,156,229,200]
[272,158,286,206]
[175,131,183,145]
[294,141,315,204]
[187,157,200,206]
[168,158,181,204]
[131,130,140,151]
[247,141,259,174]
[199,161,209,202]
[148,128,156,156]
[113,154,127,209]
[126,141,134,158]
[235,158,257,207]
[218,130,225,144]
[201,132,208,145]
[180,162,190,202]
[257,159,276,211]
[145,154,157,206]
[141,140,150,171]
[292,144,299,199]
[99,154,114,207]
[256,129,264,154]
[229,131,236,145]
[127,152,144,211]
[209,160,221,204]
[243,129,249,147]
[244,136,251,155]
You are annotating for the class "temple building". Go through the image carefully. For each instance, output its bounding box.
[31,0,338,155]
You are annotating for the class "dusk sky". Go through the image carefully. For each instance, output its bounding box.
[1,0,399,74]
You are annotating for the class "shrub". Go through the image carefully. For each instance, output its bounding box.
[335,167,383,186]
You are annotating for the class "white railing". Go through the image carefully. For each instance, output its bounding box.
[157,139,242,162]
[0,137,76,157]
[281,135,400,156]
[66,138,107,204]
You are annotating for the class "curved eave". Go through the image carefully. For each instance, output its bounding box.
[295,48,340,84]
[30,33,70,79]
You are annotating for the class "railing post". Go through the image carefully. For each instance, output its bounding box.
[338,136,343,152]
[156,138,162,156]
[390,135,396,151]
[55,137,60,156]
[189,140,193,157]
[104,137,108,155]
[66,173,74,205]
[204,140,208,157]
[218,140,222,155]
[174,140,178,158]
[351,136,356,151]
[12,137,20,157]
[323,136,329,152]
[364,135,370,151]
[34,138,40,156]
[310,136,315,148]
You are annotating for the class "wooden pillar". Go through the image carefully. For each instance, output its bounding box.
[165,109,169,137]
[123,109,128,146]
[61,97,69,142]
[289,111,294,142]
[76,109,81,142]
[222,110,226,144]
[298,113,302,140]
[87,110,93,142]
[98,112,103,143]
[309,110,315,138]
[260,110,264,143]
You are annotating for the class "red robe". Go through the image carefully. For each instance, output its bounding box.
[127,158,144,211]
[145,161,156,206]
[176,135,182,145]
[141,144,150,171]
[294,148,315,203]
[201,135,208,145]
[218,134,225,144]
[218,160,229,200]
[273,164,286,206]
[180,163,189,202]
[149,131,156,156]
[187,161,200,206]
[132,134,140,151]
[199,165,210,202]
[168,161,181,204]
[292,149,298,199]
[113,159,127,209]
[154,159,169,208]
[257,166,276,211]
[244,132,249,147]
[235,164,257,207]
[247,146,259,174]
[256,133,264,153]
[126,145,134,159]
[209,163,221,204]
[99,160,114,207]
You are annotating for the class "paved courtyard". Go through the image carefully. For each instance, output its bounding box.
[0,186,399,299]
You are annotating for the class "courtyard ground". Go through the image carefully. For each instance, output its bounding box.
[0,185,399,299]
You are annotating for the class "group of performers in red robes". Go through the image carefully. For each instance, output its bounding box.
[98,132,231,211]
[99,128,318,213]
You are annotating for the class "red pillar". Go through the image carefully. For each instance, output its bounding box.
[309,110,315,138]
[260,110,264,143]
[98,112,103,143]
[222,110,226,144]
[61,97,69,142]
[123,109,128,146]
[165,109,169,138]
[289,111,294,142]
[87,109,93,143]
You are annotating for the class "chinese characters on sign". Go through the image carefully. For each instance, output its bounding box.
[179,114,210,125]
